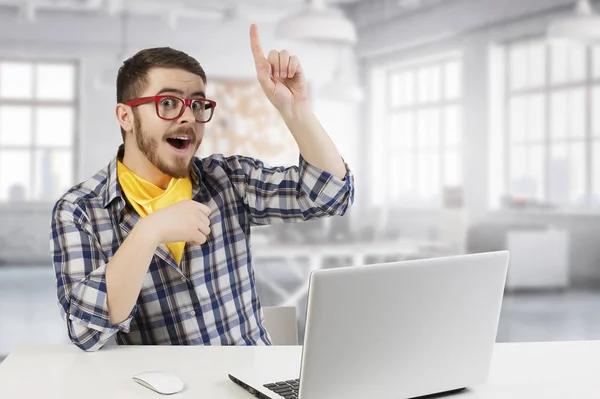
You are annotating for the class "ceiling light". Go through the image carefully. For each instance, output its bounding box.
[548,0,600,44]
[275,0,357,45]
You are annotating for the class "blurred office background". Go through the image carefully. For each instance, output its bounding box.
[1,0,600,359]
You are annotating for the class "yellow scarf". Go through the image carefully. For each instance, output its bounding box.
[117,160,192,265]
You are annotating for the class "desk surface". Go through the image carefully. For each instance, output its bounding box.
[1,341,600,398]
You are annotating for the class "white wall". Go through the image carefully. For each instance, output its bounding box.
[0,10,360,262]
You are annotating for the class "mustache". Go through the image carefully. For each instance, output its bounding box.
[163,126,197,142]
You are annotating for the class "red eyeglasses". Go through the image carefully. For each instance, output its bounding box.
[125,95,217,123]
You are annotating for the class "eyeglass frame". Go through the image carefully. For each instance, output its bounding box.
[124,95,217,123]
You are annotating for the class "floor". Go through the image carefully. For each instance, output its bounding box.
[0,266,70,358]
[1,265,600,362]
[497,290,600,342]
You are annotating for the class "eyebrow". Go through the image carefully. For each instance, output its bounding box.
[155,88,206,98]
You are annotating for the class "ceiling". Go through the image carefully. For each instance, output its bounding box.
[0,0,440,24]
[0,0,362,20]
[344,0,461,28]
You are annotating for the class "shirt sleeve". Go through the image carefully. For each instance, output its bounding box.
[220,154,355,226]
[50,199,137,352]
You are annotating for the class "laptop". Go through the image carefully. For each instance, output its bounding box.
[229,251,509,399]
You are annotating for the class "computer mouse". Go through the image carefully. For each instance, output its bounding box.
[132,371,185,395]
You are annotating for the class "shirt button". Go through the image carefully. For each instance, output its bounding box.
[190,310,196,317]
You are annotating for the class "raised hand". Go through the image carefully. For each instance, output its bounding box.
[249,24,309,118]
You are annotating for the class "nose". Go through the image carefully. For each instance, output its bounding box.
[178,102,196,125]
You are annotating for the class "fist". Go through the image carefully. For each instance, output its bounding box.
[144,200,212,246]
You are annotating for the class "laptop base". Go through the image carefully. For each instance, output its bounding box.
[230,374,467,399]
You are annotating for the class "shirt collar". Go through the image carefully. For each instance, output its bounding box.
[101,145,124,210]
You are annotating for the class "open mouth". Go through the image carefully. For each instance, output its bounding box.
[166,136,192,151]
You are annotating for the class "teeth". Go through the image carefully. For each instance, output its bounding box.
[174,137,190,140]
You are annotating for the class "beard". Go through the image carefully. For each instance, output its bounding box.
[133,116,201,179]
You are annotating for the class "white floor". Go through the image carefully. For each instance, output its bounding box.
[2,265,600,360]
[0,266,70,358]
[497,290,600,342]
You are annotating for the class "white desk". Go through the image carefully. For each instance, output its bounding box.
[1,341,600,398]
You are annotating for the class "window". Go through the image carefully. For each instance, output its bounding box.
[370,55,463,207]
[493,40,600,209]
[0,60,77,202]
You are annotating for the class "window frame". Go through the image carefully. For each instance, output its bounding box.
[371,52,464,208]
[0,57,79,204]
[500,39,600,210]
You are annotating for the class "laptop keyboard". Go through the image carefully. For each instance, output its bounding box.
[263,379,300,398]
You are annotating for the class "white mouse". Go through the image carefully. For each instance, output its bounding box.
[132,371,185,395]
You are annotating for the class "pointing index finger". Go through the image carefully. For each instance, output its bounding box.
[249,24,265,65]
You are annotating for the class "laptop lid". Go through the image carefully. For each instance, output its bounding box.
[298,251,509,399]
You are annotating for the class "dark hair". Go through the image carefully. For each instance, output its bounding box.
[116,47,207,141]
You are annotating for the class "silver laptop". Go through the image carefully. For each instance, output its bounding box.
[229,251,509,399]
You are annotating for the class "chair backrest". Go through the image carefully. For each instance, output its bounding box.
[262,306,299,346]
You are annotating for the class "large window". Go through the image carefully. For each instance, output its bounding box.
[495,40,600,209]
[0,60,77,202]
[370,54,463,207]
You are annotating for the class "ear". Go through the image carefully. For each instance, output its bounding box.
[116,103,134,133]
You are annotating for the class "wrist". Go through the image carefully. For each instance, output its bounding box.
[134,216,162,248]
[281,101,312,126]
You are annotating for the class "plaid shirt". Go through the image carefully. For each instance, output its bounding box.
[50,146,354,351]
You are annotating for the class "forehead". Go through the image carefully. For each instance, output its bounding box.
[142,67,206,95]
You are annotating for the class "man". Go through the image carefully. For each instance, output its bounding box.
[50,24,354,352]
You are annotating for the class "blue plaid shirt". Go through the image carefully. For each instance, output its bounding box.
[50,146,354,351]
